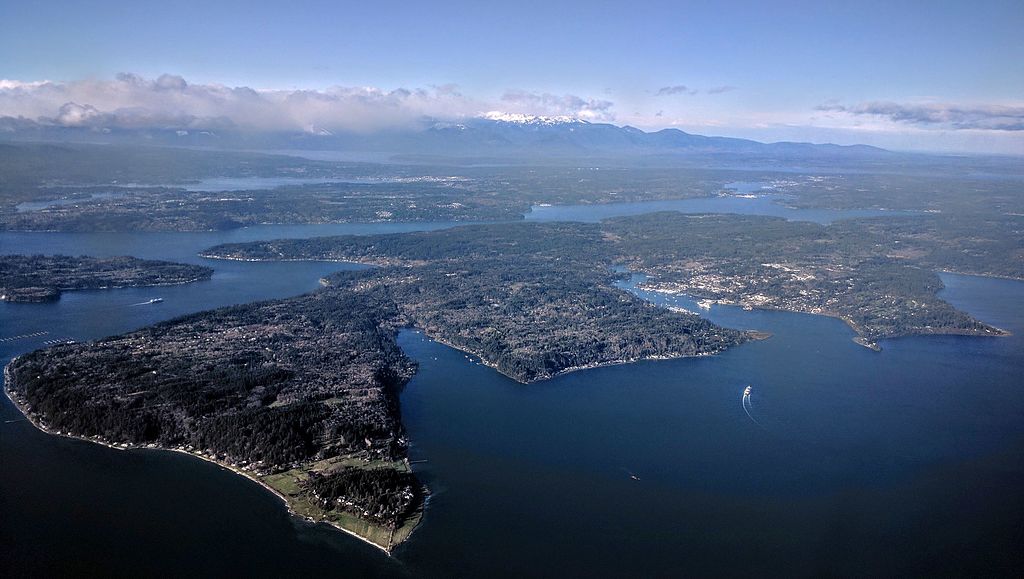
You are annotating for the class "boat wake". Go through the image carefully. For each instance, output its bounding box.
[742,386,763,427]
[0,331,48,343]
[130,298,164,307]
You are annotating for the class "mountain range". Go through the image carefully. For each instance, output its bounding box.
[0,112,889,160]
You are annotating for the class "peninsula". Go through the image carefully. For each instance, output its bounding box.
[4,288,424,552]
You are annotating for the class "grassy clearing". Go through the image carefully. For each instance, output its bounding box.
[259,454,421,552]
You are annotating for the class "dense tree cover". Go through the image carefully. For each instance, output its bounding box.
[828,214,1024,279]
[5,285,430,535]
[0,254,212,302]
[329,259,743,383]
[7,288,416,469]
[305,467,421,528]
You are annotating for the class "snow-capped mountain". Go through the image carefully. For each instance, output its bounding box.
[479,111,588,126]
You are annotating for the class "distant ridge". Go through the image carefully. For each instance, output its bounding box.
[0,112,890,159]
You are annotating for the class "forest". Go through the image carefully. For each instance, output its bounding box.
[305,467,421,529]
[6,288,416,467]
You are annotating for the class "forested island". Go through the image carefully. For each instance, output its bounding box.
[0,254,213,302]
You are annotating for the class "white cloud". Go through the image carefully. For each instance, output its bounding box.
[55,102,104,126]
[499,90,615,121]
[655,85,696,96]
[817,101,1024,131]
[0,74,617,132]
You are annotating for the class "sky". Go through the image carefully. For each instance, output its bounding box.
[1,0,1022,154]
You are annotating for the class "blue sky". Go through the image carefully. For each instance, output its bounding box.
[1,0,1022,153]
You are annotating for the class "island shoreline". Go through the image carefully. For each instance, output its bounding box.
[3,357,408,556]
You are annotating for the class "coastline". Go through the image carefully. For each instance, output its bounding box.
[413,329,754,385]
[635,285,1010,350]
[938,269,1024,283]
[199,252,401,268]
[2,357,411,556]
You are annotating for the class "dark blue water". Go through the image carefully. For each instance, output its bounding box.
[525,181,916,224]
[2,225,1022,576]
[395,273,1024,577]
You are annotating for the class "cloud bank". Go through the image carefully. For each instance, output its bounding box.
[655,85,696,96]
[1,74,1019,154]
[654,85,736,96]
[705,85,737,95]
[499,90,615,121]
[0,73,617,133]
[818,101,1024,131]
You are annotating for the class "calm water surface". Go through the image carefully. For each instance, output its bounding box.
[396,273,1023,577]
[2,221,1022,576]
